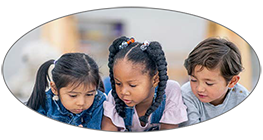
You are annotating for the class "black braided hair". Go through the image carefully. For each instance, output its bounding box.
[108,36,168,124]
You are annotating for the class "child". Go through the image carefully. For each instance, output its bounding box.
[102,36,187,131]
[26,53,106,129]
[180,38,249,127]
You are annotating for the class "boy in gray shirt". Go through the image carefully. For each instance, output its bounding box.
[180,38,249,127]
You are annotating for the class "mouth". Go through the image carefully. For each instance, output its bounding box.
[123,99,132,104]
[74,109,83,114]
[198,94,208,98]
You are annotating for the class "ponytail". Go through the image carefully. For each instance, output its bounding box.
[26,60,54,111]
[139,41,168,123]
[108,36,129,118]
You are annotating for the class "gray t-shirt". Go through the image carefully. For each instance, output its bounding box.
[179,82,249,127]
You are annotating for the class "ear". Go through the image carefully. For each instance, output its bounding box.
[152,72,159,88]
[50,81,58,95]
[228,75,240,88]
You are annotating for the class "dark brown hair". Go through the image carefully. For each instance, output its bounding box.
[184,38,244,83]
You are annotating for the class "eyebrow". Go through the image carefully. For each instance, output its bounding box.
[114,78,120,82]
[190,75,216,82]
[68,89,96,94]
[114,78,138,83]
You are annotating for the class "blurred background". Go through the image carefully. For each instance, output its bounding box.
[2,8,260,102]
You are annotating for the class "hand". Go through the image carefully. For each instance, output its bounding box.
[78,124,83,127]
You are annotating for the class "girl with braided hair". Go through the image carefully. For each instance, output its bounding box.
[102,36,187,131]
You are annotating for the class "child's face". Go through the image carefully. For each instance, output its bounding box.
[190,65,235,106]
[113,58,157,107]
[51,82,96,114]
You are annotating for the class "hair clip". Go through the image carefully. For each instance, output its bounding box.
[140,41,150,51]
[119,37,135,49]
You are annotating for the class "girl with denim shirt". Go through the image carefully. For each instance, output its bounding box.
[101,37,187,131]
[27,53,106,129]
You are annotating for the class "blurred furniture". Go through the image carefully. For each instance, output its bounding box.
[41,15,80,53]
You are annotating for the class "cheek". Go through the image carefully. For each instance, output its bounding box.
[84,97,95,108]
[114,86,120,94]
[60,97,75,110]
[136,88,154,100]
[206,86,227,97]
[190,82,197,94]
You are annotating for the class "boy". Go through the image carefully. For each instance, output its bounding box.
[180,38,249,127]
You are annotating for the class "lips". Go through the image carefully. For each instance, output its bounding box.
[123,99,132,104]
[198,94,208,98]
[74,109,83,114]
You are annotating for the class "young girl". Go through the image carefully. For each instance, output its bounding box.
[26,53,106,129]
[180,38,249,127]
[102,36,188,131]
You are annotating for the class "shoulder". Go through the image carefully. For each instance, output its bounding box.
[181,82,192,95]
[230,83,249,99]
[96,90,107,100]
[166,79,180,87]
[160,80,188,124]
[92,90,107,108]
[235,83,249,94]
[45,89,53,99]
[165,80,180,95]
[180,82,200,104]
[181,82,194,97]
[164,80,182,103]
[37,89,55,115]
[103,90,125,128]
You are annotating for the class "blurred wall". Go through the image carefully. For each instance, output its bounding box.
[75,8,207,85]
[3,8,259,101]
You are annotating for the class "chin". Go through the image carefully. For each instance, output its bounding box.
[123,101,136,107]
[198,98,210,103]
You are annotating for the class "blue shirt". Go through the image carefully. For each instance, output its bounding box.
[37,89,106,129]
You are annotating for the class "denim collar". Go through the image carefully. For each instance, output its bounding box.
[53,99,90,117]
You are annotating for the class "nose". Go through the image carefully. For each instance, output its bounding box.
[76,97,85,106]
[196,83,205,93]
[120,87,130,96]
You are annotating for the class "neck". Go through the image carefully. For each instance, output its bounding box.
[135,92,154,117]
[210,89,230,106]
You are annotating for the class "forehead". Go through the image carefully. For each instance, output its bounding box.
[192,65,222,79]
[60,82,96,92]
[113,59,150,80]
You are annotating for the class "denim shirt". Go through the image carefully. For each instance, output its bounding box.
[124,94,166,131]
[37,89,106,129]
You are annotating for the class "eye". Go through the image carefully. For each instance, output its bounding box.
[130,84,137,87]
[189,76,197,82]
[206,82,214,86]
[115,82,121,86]
[69,94,77,98]
[86,93,94,96]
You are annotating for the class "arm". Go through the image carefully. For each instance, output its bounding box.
[86,100,104,129]
[101,116,118,131]
[179,95,201,127]
[160,123,178,130]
